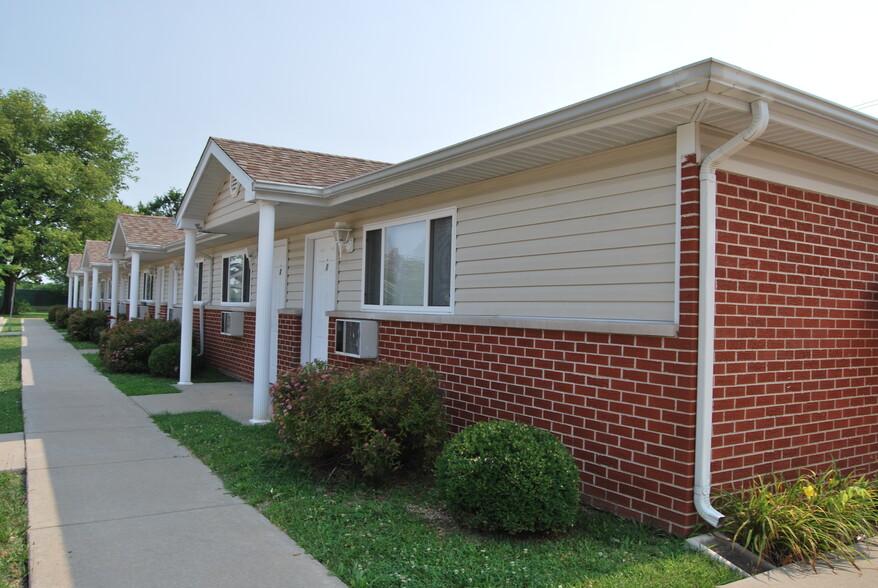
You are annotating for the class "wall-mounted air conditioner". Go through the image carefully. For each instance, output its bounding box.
[138,305,149,319]
[221,311,244,336]
[335,319,378,359]
[167,307,181,322]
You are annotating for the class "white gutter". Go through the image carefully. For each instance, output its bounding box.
[196,253,214,357]
[695,99,769,527]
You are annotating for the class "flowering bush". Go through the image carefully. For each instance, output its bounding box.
[98,318,181,373]
[435,420,580,535]
[271,361,447,480]
[715,466,878,570]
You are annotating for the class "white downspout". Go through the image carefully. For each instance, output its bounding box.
[695,100,769,527]
[196,254,213,357]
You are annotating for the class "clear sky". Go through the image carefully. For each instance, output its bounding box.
[4,0,878,208]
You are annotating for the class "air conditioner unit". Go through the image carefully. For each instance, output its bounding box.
[221,311,244,336]
[334,319,378,359]
[138,304,149,319]
[167,307,181,322]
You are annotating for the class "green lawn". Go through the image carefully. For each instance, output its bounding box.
[82,352,238,396]
[0,472,27,587]
[0,326,26,587]
[154,411,742,588]
[1,318,21,333]
[0,335,23,434]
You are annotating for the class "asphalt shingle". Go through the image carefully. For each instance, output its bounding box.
[212,138,391,188]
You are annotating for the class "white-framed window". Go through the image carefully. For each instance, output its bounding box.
[362,209,455,312]
[222,253,251,304]
[125,276,131,301]
[142,271,154,302]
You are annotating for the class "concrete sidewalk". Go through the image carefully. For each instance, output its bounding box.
[19,318,346,587]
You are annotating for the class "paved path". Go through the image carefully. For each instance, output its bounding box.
[18,318,346,587]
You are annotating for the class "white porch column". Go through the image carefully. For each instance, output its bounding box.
[82,271,90,310]
[128,252,141,320]
[251,201,277,424]
[90,267,100,311]
[67,278,73,307]
[155,267,164,319]
[110,259,120,325]
[178,228,197,385]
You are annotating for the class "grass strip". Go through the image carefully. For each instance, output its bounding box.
[1,318,21,333]
[0,472,27,587]
[0,335,23,434]
[153,411,741,588]
[83,353,238,396]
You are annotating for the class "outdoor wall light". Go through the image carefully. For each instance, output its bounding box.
[331,222,355,253]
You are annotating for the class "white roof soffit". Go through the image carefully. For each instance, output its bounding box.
[319,59,878,207]
[185,59,878,228]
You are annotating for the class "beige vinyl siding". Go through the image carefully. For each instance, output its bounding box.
[205,176,252,228]
[337,249,363,309]
[333,136,677,322]
[286,238,306,308]
[455,155,676,321]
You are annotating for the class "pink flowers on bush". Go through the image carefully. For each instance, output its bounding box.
[270,361,448,480]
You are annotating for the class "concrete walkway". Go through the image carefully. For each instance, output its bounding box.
[17,318,346,587]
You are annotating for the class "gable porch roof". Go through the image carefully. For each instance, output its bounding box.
[81,240,111,270]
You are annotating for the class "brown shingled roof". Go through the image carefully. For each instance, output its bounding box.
[212,138,391,187]
[84,240,110,264]
[118,215,181,247]
[68,254,83,273]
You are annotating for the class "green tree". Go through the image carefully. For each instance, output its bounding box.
[0,88,137,313]
[136,187,182,217]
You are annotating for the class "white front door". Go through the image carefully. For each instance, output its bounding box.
[304,235,337,362]
[270,241,287,382]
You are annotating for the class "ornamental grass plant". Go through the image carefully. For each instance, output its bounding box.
[715,466,878,571]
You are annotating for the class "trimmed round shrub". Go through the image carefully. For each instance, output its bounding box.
[148,342,182,378]
[47,305,66,323]
[99,317,181,373]
[435,420,580,534]
[271,361,448,480]
[67,310,109,342]
[55,307,74,328]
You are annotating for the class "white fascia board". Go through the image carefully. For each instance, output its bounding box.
[249,181,325,204]
[164,231,227,253]
[706,60,878,134]
[326,93,723,207]
[107,219,127,257]
[319,60,727,204]
[126,244,164,253]
[177,139,253,227]
[322,59,877,207]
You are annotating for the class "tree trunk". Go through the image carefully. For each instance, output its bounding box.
[0,275,17,315]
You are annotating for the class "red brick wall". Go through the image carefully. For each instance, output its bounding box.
[326,156,706,536]
[712,172,878,485]
[202,308,256,382]
[196,309,300,383]
[276,313,302,377]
